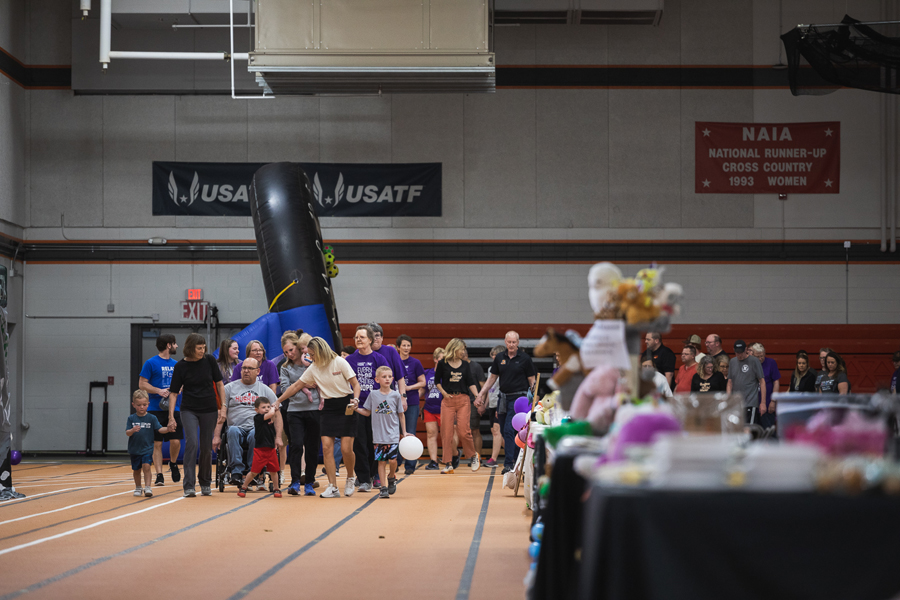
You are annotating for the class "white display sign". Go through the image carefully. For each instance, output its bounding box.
[580,320,630,371]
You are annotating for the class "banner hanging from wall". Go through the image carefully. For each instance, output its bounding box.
[152,161,442,217]
[695,121,840,194]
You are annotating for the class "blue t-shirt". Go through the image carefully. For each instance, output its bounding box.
[139,355,180,411]
[344,351,390,402]
[401,356,425,407]
[127,413,162,456]
[423,368,442,414]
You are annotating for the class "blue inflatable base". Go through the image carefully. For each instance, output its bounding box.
[215,304,335,361]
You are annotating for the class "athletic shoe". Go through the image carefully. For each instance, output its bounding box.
[313,481,320,488]
[452,450,461,470]
[471,454,481,472]
[0,488,25,501]
[501,467,511,475]
[273,490,282,498]
[288,482,301,496]
[321,467,327,476]
[237,488,247,498]
[154,473,165,486]
[387,478,397,495]
[373,476,382,488]
[357,482,372,492]
[144,487,153,497]
[344,477,356,497]
[200,486,211,496]
[441,463,454,474]
[304,483,316,496]
[485,459,498,467]
[230,473,244,487]
[133,488,143,497]
[320,484,340,498]
[379,487,390,499]
[184,488,197,498]
[170,463,181,483]
[299,474,306,484]
[425,461,439,470]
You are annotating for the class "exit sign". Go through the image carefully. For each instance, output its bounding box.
[186,288,203,301]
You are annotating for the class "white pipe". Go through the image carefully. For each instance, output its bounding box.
[109,51,230,60]
[230,0,272,99]
[882,92,888,252]
[99,0,111,69]
[173,24,253,29]
[80,0,91,18]
[19,261,28,432]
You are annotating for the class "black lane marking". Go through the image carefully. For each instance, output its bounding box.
[0,480,132,509]
[0,490,182,542]
[0,493,274,600]
[455,467,497,600]
[9,465,59,472]
[227,475,408,600]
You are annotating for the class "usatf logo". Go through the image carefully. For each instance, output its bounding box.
[313,172,344,208]
[168,171,199,206]
[311,171,424,206]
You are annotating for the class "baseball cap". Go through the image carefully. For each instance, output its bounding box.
[684,334,701,345]
[733,339,746,353]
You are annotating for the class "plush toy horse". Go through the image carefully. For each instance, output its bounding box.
[534,327,586,390]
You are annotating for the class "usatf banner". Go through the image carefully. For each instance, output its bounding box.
[695,121,840,194]
[152,162,441,217]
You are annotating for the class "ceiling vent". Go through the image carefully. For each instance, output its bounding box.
[249,0,495,95]
[493,0,663,26]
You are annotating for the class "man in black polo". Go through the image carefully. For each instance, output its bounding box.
[476,331,536,474]
[644,332,676,387]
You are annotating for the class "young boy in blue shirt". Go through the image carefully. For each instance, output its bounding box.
[127,390,170,497]
[355,366,410,499]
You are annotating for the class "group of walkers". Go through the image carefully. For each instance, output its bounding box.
[137,325,534,498]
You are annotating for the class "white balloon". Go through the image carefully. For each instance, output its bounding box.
[398,436,424,461]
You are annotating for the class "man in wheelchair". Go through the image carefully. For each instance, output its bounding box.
[214,357,280,487]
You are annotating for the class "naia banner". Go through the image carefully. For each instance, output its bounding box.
[152,161,441,217]
[695,121,840,194]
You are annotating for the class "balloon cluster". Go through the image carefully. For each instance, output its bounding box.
[323,245,339,278]
[511,396,531,449]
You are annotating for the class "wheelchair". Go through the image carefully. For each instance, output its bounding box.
[215,427,280,493]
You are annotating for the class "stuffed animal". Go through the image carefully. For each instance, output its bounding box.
[588,262,623,318]
[616,281,660,325]
[534,328,585,391]
[570,365,623,433]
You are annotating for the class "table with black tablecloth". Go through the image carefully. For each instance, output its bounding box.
[534,458,900,600]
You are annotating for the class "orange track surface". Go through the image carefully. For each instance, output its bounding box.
[0,460,532,600]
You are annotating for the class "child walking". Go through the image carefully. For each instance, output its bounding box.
[127,390,170,497]
[237,397,285,498]
[355,366,410,499]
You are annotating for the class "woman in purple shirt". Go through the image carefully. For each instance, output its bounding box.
[230,340,279,394]
[397,334,426,474]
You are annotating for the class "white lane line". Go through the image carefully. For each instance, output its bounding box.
[0,491,134,526]
[0,496,185,557]
[12,481,132,490]
[0,483,132,503]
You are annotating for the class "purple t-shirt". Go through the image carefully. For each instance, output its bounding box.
[374,344,404,389]
[759,357,781,408]
[400,356,425,407]
[422,368,442,414]
[230,358,279,388]
[344,350,390,401]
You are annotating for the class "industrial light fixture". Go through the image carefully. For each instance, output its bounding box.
[148,237,167,245]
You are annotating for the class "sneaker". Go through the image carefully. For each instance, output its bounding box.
[237,488,247,498]
[144,487,153,497]
[200,485,211,496]
[320,484,340,498]
[485,458,498,467]
[184,488,197,498]
[357,482,372,492]
[313,481,320,488]
[288,482,301,496]
[170,463,181,483]
[471,454,481,472]
[379,487,390,499]
[373,476,382,488]
[154,473,164,486]
[273,490,282,498]
[0,488,26,501]
[387,478,397,495]
[501,467,511,475]
[304,483,316,496]
[404,467,415,476]
[321,467,328,476]
[452,450,461,470]
[230,473,244,487]
[441,463,454,474]
[344,477,356,497]
[425,461,439,470]
[133,488,143,497]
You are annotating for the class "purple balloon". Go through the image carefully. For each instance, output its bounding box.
[518,428,527,442]
[10,450,22,465]
[514,396,530,414]
[511,412,528,431]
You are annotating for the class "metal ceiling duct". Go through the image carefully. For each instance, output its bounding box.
[249,0,495,95]
[493,0,663,26]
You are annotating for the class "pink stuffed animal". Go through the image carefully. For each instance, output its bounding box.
[570,365,622,433]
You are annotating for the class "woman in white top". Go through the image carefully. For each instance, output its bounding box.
[278,337,361,499]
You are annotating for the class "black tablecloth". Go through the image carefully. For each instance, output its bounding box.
[534,456,900,600]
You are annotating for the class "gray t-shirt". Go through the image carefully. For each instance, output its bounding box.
[728,356,765,408]
[363,388,405,445]
[224,380,277,429]
[279,361,320,412]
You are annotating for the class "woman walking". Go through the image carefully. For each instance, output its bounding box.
[168,333,225,497]
[216,338,240,381]
[278,337,361,498]
[435,338,481,474]
[279,331,321,496]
